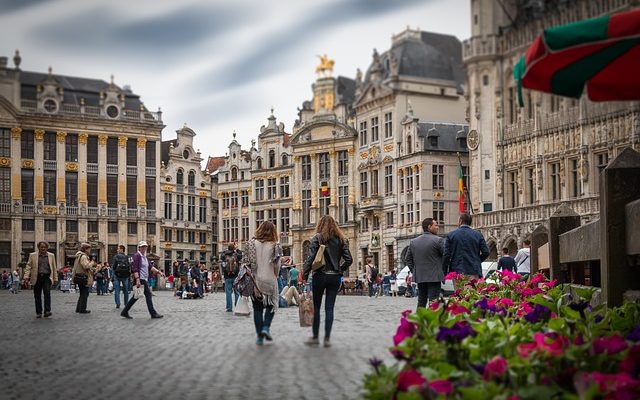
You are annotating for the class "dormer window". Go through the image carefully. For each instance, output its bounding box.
[183,150,190,159]
[43,98,58,113]
[188,170,195,186]
[269,150,275,168]
[106,104,119,119]
[430,136,438,147]
[257,157,263,169]
[407,135,412,154]
[176,169,184,185]
[231,167,238,181]
[459,138,467,148]
[281,154,288,166]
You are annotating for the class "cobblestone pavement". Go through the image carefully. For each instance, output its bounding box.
[0,289,415,400]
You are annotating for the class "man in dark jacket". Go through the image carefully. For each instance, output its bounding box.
[222,244,242,312]
[405,218,444,308]
[443,213,490,278]
[112,245,131,309]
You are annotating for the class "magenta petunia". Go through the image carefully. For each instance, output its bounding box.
[447,303,471,315]
[393,312,417,346]
[593,334,628,355]
[444,271,461,281]
[428,379,453,395]
[397,369,427,392]
[483,355,508,380]
[497,298,515,308]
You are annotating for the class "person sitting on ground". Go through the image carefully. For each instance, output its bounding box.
[280,285,300,307]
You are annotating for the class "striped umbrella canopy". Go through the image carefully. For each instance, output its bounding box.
[515,7,640,106]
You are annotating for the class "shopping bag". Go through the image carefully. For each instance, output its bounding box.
[133,286,143,299]
[298,291,314,327]
[234,296,251,317]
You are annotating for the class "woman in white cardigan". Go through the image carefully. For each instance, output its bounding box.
[244,221,282,346]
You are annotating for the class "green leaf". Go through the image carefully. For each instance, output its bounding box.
[518,385,558,399]
[548,318,566,332]
[574,287,595,301]
[458,387,491,400]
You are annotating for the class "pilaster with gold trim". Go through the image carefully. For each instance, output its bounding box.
[10,127,21,201]
[97,134,108,206]
[137,137,147,209]
[310,153,318,208]
[118,136,127,207]
[78,133,88,208]
[34,129,44,202]
[56,131,67,204]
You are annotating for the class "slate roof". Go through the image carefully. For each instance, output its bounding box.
[19,71,144,109]
[417,122,468,153]
[161,139,177,165]
[336,76,356,106]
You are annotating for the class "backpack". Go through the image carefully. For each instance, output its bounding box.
[114,258,130,279]
[232,265,261,299]
[224,253,239,277]
[368,265,378,282]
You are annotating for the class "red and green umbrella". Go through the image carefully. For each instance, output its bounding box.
[515,7,640,106]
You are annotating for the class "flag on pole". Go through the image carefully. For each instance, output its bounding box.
[458,165,465,213]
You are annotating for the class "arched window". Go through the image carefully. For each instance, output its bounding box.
[256,157,263,169]
[269,150,275,168]
[176,169,184,185]
[407,135,412,154]
[188,170,195,186]
[281,154,288,166]
[231,167,238,181]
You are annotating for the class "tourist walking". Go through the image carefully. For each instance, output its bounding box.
[289,264,299,290]
[121,241,164,319]
[244,221,282,345]
[364,256,378,298]
[222,244,242,312]
[302,215,353,347]
[23,241,58,318]
[112,245,131,309]
[72,243,96,314]
[404,218,444,308]
[497,247,516,272]
[515,240,531,280]
[10,268,21,294]
[443,213,490,279]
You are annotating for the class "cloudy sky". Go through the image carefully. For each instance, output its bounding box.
[1,0,469,160]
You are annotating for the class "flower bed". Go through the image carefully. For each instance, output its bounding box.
[363,271,640,399]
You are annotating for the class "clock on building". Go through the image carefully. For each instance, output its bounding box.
[467,129,479,150]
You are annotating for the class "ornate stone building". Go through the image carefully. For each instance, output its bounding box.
[0,53,163,269]
[250,111,293,254]
[215,133,253,254]
[205,156,225,258]
[354,28,467,273]
[159,126,212,273]
[464,0,640,258]
[289,63,359,276]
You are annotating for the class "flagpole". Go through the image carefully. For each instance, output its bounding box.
[457,152,474,215]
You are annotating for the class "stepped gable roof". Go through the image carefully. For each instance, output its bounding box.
[417,122,468,152]
[19,70,144,109]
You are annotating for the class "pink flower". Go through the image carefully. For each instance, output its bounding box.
[497,298,515,308]
[397,370,427,392]
[429,301,441,310]
[483,355,508,380]
[518,332,569,358]
[577,371,640,395]
[620,344,640,374]
[529,273,546,285]
[444,271,461,280]
[393,311,417,346]
[521,287,543,297]
[447,303,470,315]
[593,334,628,355]
[428,379,453,395]
[516,301,534,317]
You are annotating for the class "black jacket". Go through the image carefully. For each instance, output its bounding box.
[302,235,352,280]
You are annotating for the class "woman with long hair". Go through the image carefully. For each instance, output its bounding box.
[302,215,353,347]
[244,221,283,345]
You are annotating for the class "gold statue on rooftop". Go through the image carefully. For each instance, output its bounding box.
[315,54,334,77]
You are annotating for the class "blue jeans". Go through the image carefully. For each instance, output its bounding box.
[113,277,130,307]
[383,283,390,296]
[225,278,239,311]
[252,299,275,336]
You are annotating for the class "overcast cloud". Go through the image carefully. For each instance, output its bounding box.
[0,0,470,161]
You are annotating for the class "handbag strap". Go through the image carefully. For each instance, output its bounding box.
[245,267,264,297]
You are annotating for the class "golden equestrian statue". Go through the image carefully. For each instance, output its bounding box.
[315,54,335,76]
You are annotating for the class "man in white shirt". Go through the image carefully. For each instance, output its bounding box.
[514,240,531,279]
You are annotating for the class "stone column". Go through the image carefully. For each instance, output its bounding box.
[56,131,66,207]
[78,133,88,245]
[600,148,640,307]
[118,136,127,215]
[97,135,108,210]
[10,127,22,268]
[329,150,338,212]
[137,137,147,243]
[548,203,581,283]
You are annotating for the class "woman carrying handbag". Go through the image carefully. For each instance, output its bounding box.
[302,215,353,348]
[244,221,283,346]
[72,243,97,314]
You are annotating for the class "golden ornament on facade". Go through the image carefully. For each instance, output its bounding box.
[397,168,404,176]
[137,137,147,148]
[43,206,58,215]
[217,191,224,198]
[315,54,335,75]
[165,243,172,248]
[11,127,22,138]
[434,192,443,199]
[199,191,208,196]
[412,165,419,173]
[383,143,394,152]
[163,185,174,192]
[78,133,88,144]
[328,150,336,157]
[34,129,44,141]
[0,157,10,167]
[118,136,128,147]
[65,162,78,172]
[360,151,369,160]
[98,134,108,145]
[56,131,67,143]
[200,245,207,250]
[22,160,34,169]
[347,148,355,155]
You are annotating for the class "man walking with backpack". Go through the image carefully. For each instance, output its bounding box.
[364,256,378,299]
[112,245,131,309]
[222,244,242,312]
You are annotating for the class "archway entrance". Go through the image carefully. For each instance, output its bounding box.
[488,241,498,261]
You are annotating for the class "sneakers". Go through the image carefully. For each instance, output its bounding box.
[43,312,52,318]
[36,314,42,319]
[151,314,164,319]
[261,328,273,341]
[116,304,120,309]
[120,311,132,319]
[304,337,320,346]
[324,338,331,348]
[256,336,264,346]
[79,310,91,314]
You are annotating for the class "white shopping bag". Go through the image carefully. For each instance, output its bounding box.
[133,286,143,299]
[233,296,251,317]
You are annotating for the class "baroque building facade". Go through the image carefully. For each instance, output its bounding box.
[159,126,212,273]
[464,0,640,258]
[0,53,163,269]
[354,28,468,274]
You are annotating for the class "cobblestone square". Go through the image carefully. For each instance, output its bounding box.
[0,289,415,400]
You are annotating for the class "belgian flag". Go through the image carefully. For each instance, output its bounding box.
[458,165,465,214]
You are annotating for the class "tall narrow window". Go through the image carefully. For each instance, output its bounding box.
[199,198,207,223]
[360,172,368,198]
[267,178,277,200]
[406,168,413,192]
[176,194,184,220]
[432,201,445,225]
[107,137,118,164]
[126,139,137,166]
[384,112,393,138]
[87,135,98,164]
[255,210,265,230]
[302,189,311,226]
[526,167,535,205]
[318,153,330,180]
[146,177,156,210]
[319,193,330,217]
[406,135,412,154]
[242,217,249,241]
[107,175,117,208]
[550,162,561,201]
[384,165,393,195]
[0,129,9,157]
[230,191,238,208]
[164,193,172,219]
[279,176,290,198]
[0,170,9,204]
[65,172,78,206]
[188,170,195,187]
[126,175,136,208]
[338,186,349,224]
[231,167,237,181]
[21,169,34,205]
[43,170,56,205]
[146,141,156,167]
[21,131,34,159]
[188,196,196,222]
[432,165,444,190]
[301,155,311,181]
[280,208,290,233]
[508,171,518,208]
[44,132,56,160]
[570,159,579,198]
[338,150,348,176]
[359,121,368,146]
[595,152,609,191]
[176,169,184,185]
[371,116,379,142]
[268,209,278,226]
[269,150,275,168]
[255,179,264,201]
[241,190,249,207]
[371,169,379,196]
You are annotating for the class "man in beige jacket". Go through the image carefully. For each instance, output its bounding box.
[23,241,58,318]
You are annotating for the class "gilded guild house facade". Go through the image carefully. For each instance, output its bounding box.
[354,29,467,273]
[159,126,212,273]
[250,112,294,255]
[289,63,359,276]
[0,53,163,269]
[464,0,640,258]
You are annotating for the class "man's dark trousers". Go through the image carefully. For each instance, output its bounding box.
[34,273,52,315]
